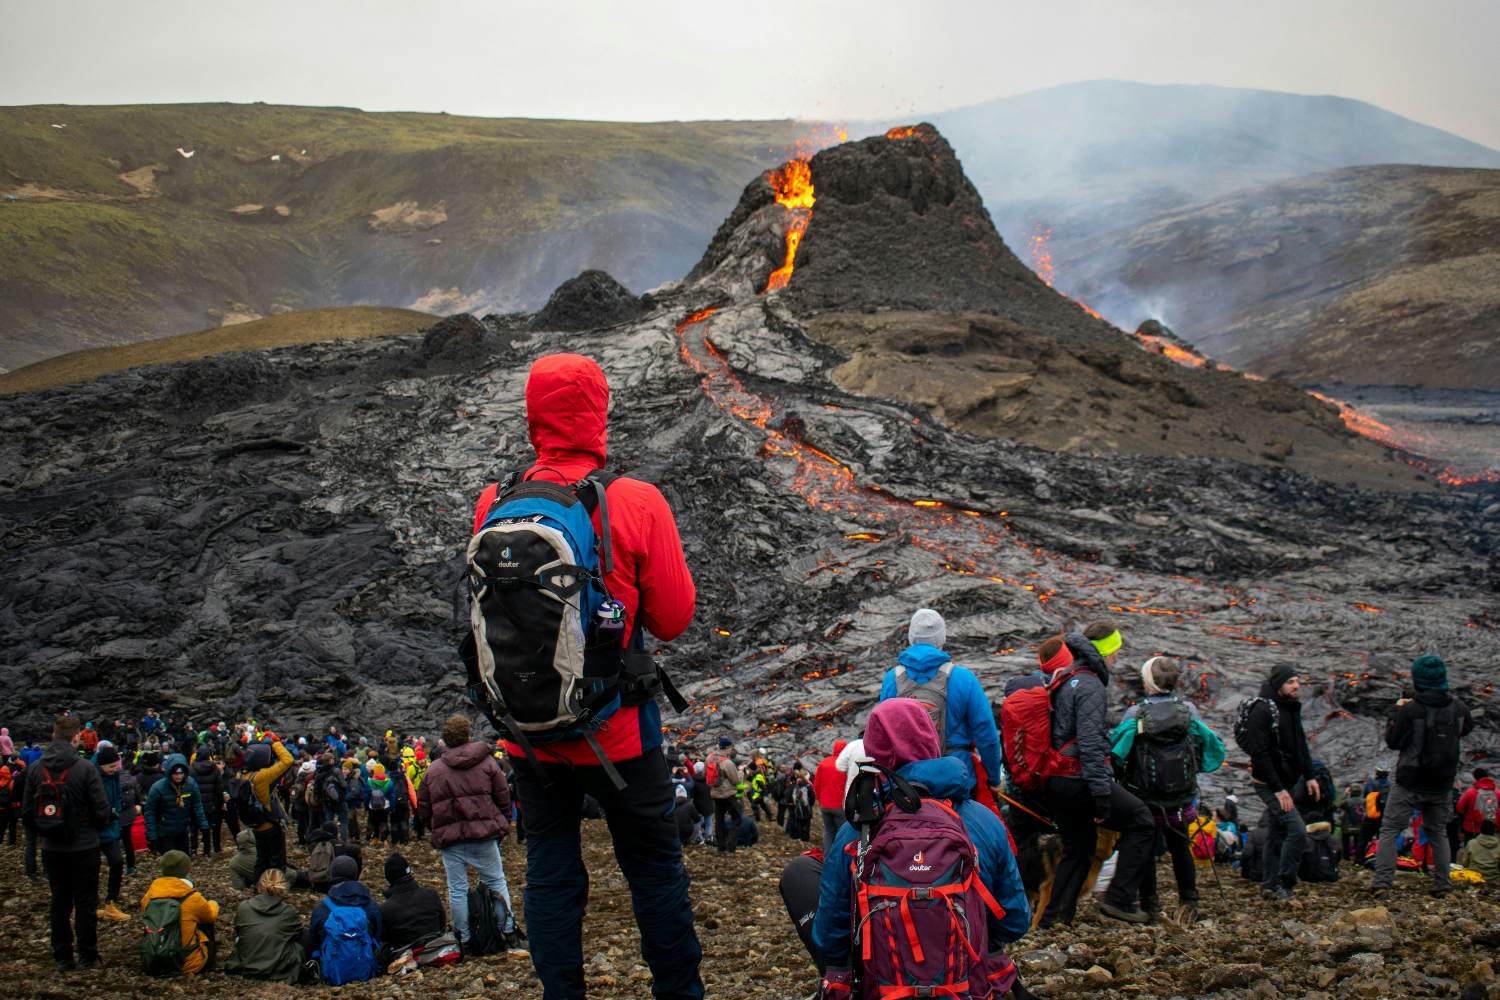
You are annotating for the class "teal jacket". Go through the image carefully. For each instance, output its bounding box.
[144,754,208,841]
[1109,695,1226,776]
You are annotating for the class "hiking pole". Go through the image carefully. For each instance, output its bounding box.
[996,790,1057,833]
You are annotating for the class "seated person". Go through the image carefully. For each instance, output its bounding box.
[306,855,382,983]
[737,813,760,848]
[228,828,259,891]
[378,852,447,965]
[1459,820,1500,882]
[674,785,702,846]
[141,850,221,975]
[223,869,306,983]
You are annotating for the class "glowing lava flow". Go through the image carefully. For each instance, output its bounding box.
[1027,225,1103,320]
[763,159,815,293]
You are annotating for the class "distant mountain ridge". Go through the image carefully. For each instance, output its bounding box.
[923,80,1500,251]
[0,104,802,369]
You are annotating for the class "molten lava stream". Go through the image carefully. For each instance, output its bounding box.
[763,158,816,293]
[675,309,1077,608]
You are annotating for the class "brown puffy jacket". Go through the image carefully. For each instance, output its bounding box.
[416,741,511,848]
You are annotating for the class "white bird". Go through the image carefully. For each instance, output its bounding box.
[177,147,195,158]
[50,123,66,129]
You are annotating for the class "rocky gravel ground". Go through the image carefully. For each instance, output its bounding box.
[4,821,1499,998]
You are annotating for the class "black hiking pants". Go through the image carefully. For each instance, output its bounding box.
[253,824,287,882]
[1042,777,1154,923]
[779,852,825,971]
[714,797,742,853]
[0,807,16,846]
[102,839,125,903]
[42,847,100,962]
[512,748,704,1000]
[1139,810,1198,908]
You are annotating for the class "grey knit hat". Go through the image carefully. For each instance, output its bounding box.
[909,609,946,649]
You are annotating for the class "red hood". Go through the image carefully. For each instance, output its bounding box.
[526,354,609,469]
[833,739,848,756]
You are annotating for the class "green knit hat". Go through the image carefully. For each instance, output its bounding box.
[160,850,191,878]
[1411,655,1449,692]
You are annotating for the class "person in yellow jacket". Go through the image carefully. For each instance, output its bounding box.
[141,850,220,974]
[247,739,294,881]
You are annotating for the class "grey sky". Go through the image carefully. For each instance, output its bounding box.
[3,0,1497,148]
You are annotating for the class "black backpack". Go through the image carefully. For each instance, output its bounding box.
[33,763,76,838]
[465,887,509,957]
[1126,699,1198,807]
[1299,830,1341,883]
[1418,703,1462,774]
[1233,696,1278,754]
[236,779,270,827]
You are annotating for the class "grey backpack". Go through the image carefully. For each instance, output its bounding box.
[894,662,953,745]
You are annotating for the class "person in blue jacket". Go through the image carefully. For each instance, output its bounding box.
[305,855,382,978]
[879,608,1003,801]
[777,698,1030,997]
[144,753,209,855]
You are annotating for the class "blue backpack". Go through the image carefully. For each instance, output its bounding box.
[317,901,377,985]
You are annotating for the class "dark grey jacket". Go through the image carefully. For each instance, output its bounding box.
[21,741,112,852]
[1387,690,1473,795]
[1050,634,1114,800]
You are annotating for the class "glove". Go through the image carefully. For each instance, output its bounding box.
[820,968,854,998]
[1092,795,1112,821]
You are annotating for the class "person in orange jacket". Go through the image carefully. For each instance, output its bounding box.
[141,850,220,974]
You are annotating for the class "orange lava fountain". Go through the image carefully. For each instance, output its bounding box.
[764,159,815,293]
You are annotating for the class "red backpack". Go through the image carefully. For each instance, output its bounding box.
[704,755,720,788]
[1000,674,1081,792]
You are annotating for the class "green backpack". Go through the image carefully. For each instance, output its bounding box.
[140,895,190,976]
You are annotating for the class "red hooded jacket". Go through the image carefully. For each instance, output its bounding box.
[812,740,849,811]
[473,354,696,765]
[1456,776,1498,835]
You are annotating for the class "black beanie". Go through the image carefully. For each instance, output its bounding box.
[95,746,120,767]
[384,852,412,885]
[1268,665,1298,694]
[331,855,359,884]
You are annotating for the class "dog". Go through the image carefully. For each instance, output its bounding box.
[1025,828,1121,928]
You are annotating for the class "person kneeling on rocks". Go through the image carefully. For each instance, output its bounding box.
[780,698,1031,999]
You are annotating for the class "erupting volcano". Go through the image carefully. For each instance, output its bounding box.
[1,121,1495,814]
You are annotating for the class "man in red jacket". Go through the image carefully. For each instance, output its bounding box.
[472,353,700,999]
[1456,768,1499,843]
[417,714,520,951]
[812,739,848,852]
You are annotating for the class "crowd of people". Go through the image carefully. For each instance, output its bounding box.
[3,352,1492,1000]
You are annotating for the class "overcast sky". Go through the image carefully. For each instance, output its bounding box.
[3,0,1497,148]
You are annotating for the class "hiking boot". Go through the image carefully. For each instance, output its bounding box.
[1175,903,1199,924]
[504,929,529,955]
[1097,900,1150,924]
[54,958,76,973]
[1429,883,1453,897]
[97,902,130,922]
[1367,885,1388,899]
[1268,885,1295,902]
[78,956,100,970]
